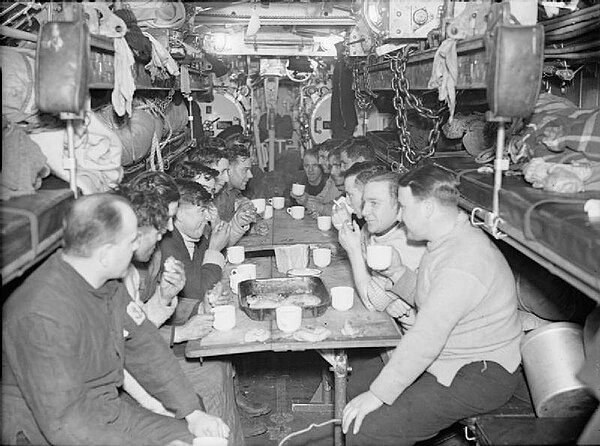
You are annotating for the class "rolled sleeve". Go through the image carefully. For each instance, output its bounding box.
[367,275,397,311]
[386,267,418,305]
[202,249,225,268]
[144,293,178,328]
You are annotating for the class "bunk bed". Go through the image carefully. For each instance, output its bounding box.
[435,154,600,302]
[1,7,210,286]
[369,130,600,304]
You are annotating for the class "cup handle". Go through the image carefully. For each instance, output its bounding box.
[231,269,238,276]
[286,207,292,215]
[268,198,273,205]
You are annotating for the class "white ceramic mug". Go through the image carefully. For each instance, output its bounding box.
[291,183,306,196]
[331,286,355,311]
[229,263,256,294]
[231,263,257,280]
[313,247,331,268]
[286,206,305,220]
[193,436,228,446]
[317,215,332,231]
[213,304,236,331]
[276,305,302,333]
[251,198,266,214]
[263,204,273,220]
[269,196,285,209]
[226,246,245,264]
[366,245,392,270]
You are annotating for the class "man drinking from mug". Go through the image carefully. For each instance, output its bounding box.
[338,172,426,321]
[342,165,522,445]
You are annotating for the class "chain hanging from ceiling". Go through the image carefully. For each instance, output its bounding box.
[352,55,378,111]
[386,46,448,165]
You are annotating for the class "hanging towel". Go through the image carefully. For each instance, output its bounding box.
[143,31,180,81]
[428,38,458,122]
[112,37,136,117]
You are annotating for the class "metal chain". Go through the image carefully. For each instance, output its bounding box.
[353,58,378,111]
[156,87,176,113]
[386,46,447,165]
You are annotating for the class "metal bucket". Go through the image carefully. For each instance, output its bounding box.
[521,322,597,417]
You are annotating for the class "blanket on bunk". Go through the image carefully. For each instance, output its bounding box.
[510,93,600,192]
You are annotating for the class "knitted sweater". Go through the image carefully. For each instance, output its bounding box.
[370,213,522,405]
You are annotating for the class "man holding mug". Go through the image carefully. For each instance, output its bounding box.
[338,172,426,321]
[342,165,522,445]
[290,149,341,218]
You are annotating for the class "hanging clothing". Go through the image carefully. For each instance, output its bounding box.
[331,60,358,140]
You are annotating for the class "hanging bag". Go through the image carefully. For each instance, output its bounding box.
[36,18,89,114]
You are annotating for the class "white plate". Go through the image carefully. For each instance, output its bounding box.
[286,268,322,277]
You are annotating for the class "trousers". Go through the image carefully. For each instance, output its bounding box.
[1,391,193,446]
[345,350,520,446]
[179,358,245,446]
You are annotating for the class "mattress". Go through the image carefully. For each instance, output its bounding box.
[433,155,600,298]
[1,188,74,284]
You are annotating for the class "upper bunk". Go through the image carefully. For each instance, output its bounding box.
[359,1,600,303]
[1,1,215,285]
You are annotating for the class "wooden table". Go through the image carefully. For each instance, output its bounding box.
[186,212,402,446]
[238,208,337,252]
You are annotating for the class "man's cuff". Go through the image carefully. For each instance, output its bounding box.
[367,281,396,312]
[202,249,225,268]
[369,378,399,405]
[387,268,418,301]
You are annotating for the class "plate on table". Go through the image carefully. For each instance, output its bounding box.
[286,268,322,277]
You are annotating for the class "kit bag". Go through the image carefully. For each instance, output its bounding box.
[36,20,89,114]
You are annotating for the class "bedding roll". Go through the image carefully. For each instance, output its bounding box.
[96,107,158,166]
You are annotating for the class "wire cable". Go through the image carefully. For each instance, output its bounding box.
[277,418,341,446]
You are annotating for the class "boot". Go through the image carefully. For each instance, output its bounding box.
[234,378,271,417]
[241,413,268,438]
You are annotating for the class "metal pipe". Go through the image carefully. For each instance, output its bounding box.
[332,351,348,446]
[65,119,79,199]
[492,122,505,217]
[0,25,37,42]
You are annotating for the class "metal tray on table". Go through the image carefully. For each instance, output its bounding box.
[238,276,330,321]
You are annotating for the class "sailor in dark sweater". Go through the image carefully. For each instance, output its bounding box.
[160,179,230,301]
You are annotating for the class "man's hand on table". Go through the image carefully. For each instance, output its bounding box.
[342,390,383,435]
[174,314,214,342]
[185,409,230,439]
[209,221,231,252]
[159,257,186,304]
[338,221,362,255]
[250,220,270,236]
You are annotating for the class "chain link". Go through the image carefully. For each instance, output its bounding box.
[353,57,379,111]
[386,46,447,165]
[155,87,176,113]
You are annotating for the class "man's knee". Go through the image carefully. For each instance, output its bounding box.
[184,359,233,392]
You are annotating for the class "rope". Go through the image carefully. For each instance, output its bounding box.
[277,418,341,446]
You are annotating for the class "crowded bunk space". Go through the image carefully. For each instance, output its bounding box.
[1,1,599,445]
